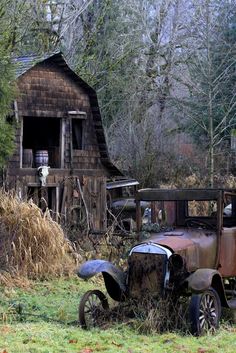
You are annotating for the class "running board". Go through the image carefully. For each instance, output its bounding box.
[227,298,236,309]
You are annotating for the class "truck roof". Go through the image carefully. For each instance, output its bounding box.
[136,188,236,201]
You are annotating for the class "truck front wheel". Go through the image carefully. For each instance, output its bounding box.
[189,287,221,336]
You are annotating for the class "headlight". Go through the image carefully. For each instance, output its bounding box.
[169,253,185,271]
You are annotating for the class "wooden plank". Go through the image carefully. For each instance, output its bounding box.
[60,185,67,214]
[69,117,73,169]
[19,118,23,168]
[136,189,222,201]
[7,168,69,177]
[10,156,20,163]
[55,186,60,221]
[18,110,67,118]
[60,119,65,168]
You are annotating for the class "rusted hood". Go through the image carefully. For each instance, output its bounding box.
[146,229,217,271]
[156,235,195,252]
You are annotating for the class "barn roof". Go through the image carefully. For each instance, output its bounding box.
[15,52,122,176]
[14,52,56,77]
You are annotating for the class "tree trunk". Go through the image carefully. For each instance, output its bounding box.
[209,90,214,188]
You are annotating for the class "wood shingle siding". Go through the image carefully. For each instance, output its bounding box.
[5,52,122,233]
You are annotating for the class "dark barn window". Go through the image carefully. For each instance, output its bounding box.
[72,118,83,150]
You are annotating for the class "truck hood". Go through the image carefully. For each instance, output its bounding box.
[145,228,217,271]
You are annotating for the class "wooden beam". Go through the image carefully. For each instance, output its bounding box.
[136,199,142,241]
[136,189,224,201]
[19,117,23,169]
[60,119,65,169]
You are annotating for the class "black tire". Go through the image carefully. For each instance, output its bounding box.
[79,290,109,329]
[189,287,221,336]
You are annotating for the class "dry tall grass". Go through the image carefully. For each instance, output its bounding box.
[0,190,75,280]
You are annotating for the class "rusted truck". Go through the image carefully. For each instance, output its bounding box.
[77,189,236,335]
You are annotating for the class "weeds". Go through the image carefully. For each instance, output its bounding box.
[0,190,75,280]
[0,304,18,324]
[131,296,190,334]
[102,295,190,334]
[73,231,136,268]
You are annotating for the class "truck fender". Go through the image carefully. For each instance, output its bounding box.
[186,268,228,307]
[77,259,127,302]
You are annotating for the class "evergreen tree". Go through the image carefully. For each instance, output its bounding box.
[0,1,17,168]
[177,0,236,186]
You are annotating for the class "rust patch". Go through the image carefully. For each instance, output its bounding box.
[155,236,194,251]
[128,253,166,299]
[219,227,236,276]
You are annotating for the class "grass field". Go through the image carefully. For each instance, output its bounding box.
[0,276,235,353]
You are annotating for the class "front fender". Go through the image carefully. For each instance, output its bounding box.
[77,260,127,302]
[186,268,228,307]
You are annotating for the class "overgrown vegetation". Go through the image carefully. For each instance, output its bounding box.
[0,191,235,350]
[0,190,75,280]
[0,277,235,353]
[0,48,16,168]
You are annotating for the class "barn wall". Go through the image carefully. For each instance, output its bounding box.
[14,62,103,171]
[6,60,112,232]
[17,62,90,115]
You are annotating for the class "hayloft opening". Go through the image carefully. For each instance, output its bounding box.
[22,116,61,168]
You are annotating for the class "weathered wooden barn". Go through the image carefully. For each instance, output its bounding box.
[5,52,121,232]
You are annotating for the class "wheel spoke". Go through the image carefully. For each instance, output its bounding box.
[91,294,96,306]
[202,296,208,309]
[88,296,93,307]
[85,303,91,310]
[204,320,209,330]
[208,298,214,308]
[200,317,205,328]
[190,288,220,335]
[84,307,91,313]
[79,290,109,329]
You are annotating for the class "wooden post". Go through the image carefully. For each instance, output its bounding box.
[151,201,156,223]
[69,117,73,170]
[136,199,142,240]
[20,117,23,169]
[60,119,65,169]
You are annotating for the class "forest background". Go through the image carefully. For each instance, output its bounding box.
[1,0,236,189]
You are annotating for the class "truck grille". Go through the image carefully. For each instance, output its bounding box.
[128,252,167,299]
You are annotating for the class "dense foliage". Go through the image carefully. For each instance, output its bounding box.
[0,1,16,168]
[0,0,236,186]
[61,0,236,187]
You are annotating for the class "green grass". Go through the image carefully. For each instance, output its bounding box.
[0,277,97,325]
[0,276,235,353]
